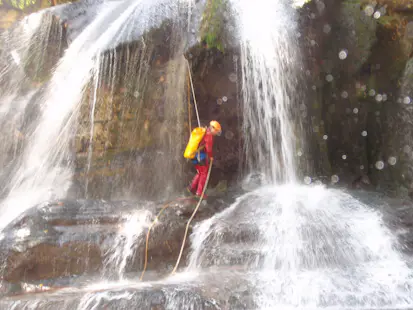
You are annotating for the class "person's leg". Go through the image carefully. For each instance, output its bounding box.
[196,164,209,196]
[189,165,201,193]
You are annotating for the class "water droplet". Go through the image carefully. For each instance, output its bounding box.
[326,74,333,82]
[311,40,316,46]
[222,96,228,102]
[388,157,397,165]
[369,89,376,96]
[404,96,411,104]
[323,135,328,140]
[360,165,364,170]
[316,1,326,12]
[375,161,385,170]
[382,94,388,101]
[297,151,303,157]
[133,91,140,98]
[323,24,331,34]
[364,5,374,16]
[375,94,383,102]
[312,85,317,90]
[373,11,381,19]
[338,50,348,60]
[341,91,348,98]
[217,98,223,105]
[304,176,312,185]
[342,155,347,160]
[331,175,339,183]
[353,108,359,114]
[228,73,237,83]
[225,131,234,140]
[361,131,368,137]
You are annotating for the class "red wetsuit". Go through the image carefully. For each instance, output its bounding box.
[190,128,214,196]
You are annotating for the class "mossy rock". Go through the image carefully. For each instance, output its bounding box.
[200,0,229,52]
[338,0,378,73]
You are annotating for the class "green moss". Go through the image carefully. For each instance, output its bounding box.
[200,0,227,52]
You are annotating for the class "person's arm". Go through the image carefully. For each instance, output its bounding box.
[204,133,214,162]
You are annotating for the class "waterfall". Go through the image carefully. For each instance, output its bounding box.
[103,209,151,279]
[185,0,413,308]
[1,0,413,309]
[234,0,301,183]
[188,184,413,308]
[0,0,195,229]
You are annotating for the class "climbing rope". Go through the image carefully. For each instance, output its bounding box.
[187,70,192,135]
[186,59,201,128]
[171,158,213,275]
[139,197,189,281]
[140,59,212,280]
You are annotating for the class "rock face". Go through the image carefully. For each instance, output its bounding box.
[0,275,253,310]
[0,197,229,285]
[297,0,413,196]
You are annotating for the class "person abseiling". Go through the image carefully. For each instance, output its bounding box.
[185,120,222,198]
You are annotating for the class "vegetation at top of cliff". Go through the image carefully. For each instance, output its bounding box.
[200,0,227,52]
[0,0,75,12]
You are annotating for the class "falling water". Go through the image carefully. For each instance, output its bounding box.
[84,54,101,197]
[0,0,195,229]
[188,184,413,308]
[186,0,413,309]
[103,210,151,279]
[235,0,301,183]
[0,12,63,194]
[2,0,413,309]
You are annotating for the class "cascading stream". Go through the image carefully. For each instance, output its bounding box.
[103,210,152,279]
[188,184,413,308]
[1,0,413,309]
[186,0,413,308]
[234,0,301,184]
[0,0,194,229]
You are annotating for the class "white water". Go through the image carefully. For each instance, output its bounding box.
[235,0,301,183]
[186,0,413,308]
[1,1,413,310]
[188,184,413,308]
[0,0,195,229]
[103,210,151,279]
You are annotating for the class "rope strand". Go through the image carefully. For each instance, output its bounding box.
[186,59,200,127]
[171,158,213,274]
[140,58,211,281]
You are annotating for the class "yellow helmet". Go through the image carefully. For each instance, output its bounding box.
[210,120,222,133]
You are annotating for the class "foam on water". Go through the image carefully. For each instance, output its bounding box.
[103,210,152,279]
[188,184,413,308]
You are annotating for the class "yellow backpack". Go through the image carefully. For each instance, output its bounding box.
[183,127,206,159]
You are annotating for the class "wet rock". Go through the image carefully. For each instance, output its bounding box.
[0,198,228,283]
[0,278,251,310]
[350,174,372,190]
